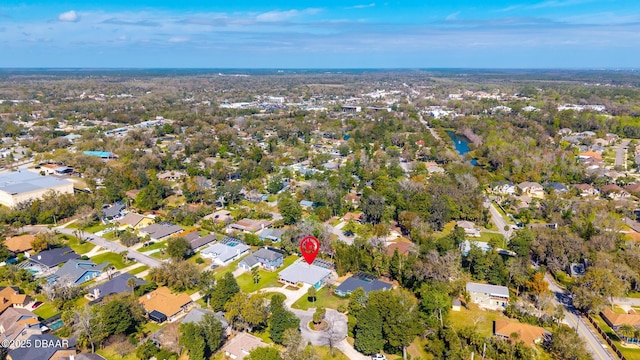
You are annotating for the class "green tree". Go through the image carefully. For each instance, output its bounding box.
[225,292,268,332]
[201,312,225,353]
[278,193,302,225]
[98,296,145,336]
[252,266,261,284]
[548,325,593,360]
[267,175,284,194]
[313,307,326,325]
[307,286,317,303]
[166,236,192,261]
[246,346,282,360]
[136,340,160,360]
[179,322,206,360]
[209,272,240,311]
[269,293,300,344]
[361,194,385,225]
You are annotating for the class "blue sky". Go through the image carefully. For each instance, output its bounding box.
[0,1,638,68]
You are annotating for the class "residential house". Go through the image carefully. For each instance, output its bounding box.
[83,150,117,159]
[101,202,125,221]
[0,287,30,314]
[7,334,75,360]
[239,247,284,271]
[344,192,361,207]
[574,184,599,197]
[139,286,194,323]
[466,282,510,310]
[456,221,481,237]
[138,223,183,241]
[278,261,332,289]
[228,219,272,234]
[87,273,147,302]
[117,212,154,230]
[600,184,631,200]
[578,150,603,161]
[546,182,569,193]
[0,308,42,348]
[22,247,80,275]
[256,227,284,242]
[3,234,34,254]
[517,182,545,198]
[203,209,232,224]
[494,319,547,347]
[181,308,231,336]
[492,181,515,195]
[49,259,107,285]
[200,237,250,265]
[334,273,393,296]
[221,332,267,360]
[157,170,187,181]
[602,309,640,344]
[343,212,363,223]
[385,241,415,256]
[182,232,217,250]
[625,183,640,196]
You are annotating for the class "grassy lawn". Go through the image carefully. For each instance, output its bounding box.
[102,231,117,240]
[91,252,128,269]
[292,287,349,311]
[60,234,96,254]
[434,221,456,236]
[128,265,148,275]
[627,292,640,299]
[448,305,509,337]
[477,232,507,247]
[97,346,138,360]
[140,241,167,252]
[150,250,169,260]
[81,222,110,233]
[33,303,60,319]
[236,255,298,293]
[315,346,350,360]
[594,314,640,360]
[252,329,274,345]
[383,337,433,360]
[141,321,163,335]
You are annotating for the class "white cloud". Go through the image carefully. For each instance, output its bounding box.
[168,36,189,43]
[58,10,79,22]
[446,11,460,21]
[348,3,376,9]
[256,8,321,22]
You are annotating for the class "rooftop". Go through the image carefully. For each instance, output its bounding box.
[0,171,72,196]
[466,282,510,298]
[138,286,192,318]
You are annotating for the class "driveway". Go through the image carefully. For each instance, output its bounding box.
[615,139,630,169]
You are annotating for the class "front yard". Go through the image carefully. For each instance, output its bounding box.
[91,252,129,269]
[236,255,298,293]
[291,287,349,311]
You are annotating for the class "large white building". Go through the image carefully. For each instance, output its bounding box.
[0,171,74,208]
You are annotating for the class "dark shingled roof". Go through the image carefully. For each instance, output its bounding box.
[31,247,79,268]
[88,273,147,301]
[335,273,392,295]
[8,334,74,360]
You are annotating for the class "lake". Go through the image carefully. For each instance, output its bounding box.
[446,130,478,166]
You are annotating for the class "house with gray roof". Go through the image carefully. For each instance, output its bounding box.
[182,232,217,250]
[21,247,80,275]
[7,333,75,360]
[139,223,183,241]
[87,273,147,302]
[466,282,510,310]
[181,308,230,335]
[0,308,43,348]
[334,273,393,296]
[49,259,107,285]
[239,247,284,271]
[256,227,284,242]
[278,261,332,290]
[101,202,125,220]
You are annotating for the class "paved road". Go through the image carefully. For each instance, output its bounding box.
[546,274,616,360]
[616,139,630,169]
[418,112,442,141]
[486,201,513,240]
[24,226,162,268]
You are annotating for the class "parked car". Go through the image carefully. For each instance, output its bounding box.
[31,301,43,309]
[210,264,219,270]
[371,355,386,360]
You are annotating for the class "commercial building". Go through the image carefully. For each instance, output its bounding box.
[0,171,74,208]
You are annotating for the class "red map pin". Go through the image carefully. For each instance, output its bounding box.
[300,235,320,265]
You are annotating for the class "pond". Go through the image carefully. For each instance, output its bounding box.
[446,130,478,166]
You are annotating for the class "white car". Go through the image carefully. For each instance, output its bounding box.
[371,355,386,360]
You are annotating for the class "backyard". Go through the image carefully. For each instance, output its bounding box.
[594,314,640,360]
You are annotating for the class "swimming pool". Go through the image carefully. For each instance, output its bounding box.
[48,319,63,330]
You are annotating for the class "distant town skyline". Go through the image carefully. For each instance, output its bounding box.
[0,0,638,68]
